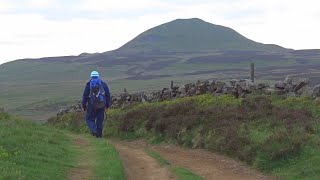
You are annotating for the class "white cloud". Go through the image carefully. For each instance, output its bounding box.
[25,0,58,8]
[76,0,171,12]
[1,0,320,64]
[0,13,152,64]
[229,0,320,49]
[0,0,17,12]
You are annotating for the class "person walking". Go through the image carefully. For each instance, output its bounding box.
[82,71,111,138]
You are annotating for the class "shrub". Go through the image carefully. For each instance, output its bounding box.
[0,112,10,121]
[48,112,87,132]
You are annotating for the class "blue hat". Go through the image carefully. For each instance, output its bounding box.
[90,71,99,78]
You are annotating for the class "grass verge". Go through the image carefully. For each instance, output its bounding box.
[145,148,202,180]
[0,112,125,180]
[0,112,76,179]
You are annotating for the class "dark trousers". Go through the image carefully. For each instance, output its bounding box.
[86,106,105,137]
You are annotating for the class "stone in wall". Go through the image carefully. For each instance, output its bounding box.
[56,76,320,117]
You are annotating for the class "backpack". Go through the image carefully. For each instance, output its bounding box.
[89,78,106,110]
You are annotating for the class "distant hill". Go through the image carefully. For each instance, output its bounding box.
[2,18,320,120]
[118,18,287,53]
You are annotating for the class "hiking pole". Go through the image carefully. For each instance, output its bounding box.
[104,109,108,121]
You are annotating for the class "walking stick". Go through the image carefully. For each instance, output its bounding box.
[104,109,108,121]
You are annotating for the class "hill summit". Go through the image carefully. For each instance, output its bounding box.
[118,18,286,53]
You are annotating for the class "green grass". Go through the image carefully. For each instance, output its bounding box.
[0,112,76,179]
[88,137,125,180]
[0,112,125,180]
[271,147,320,179]
[145,148,202,180]
[171,167,203,180]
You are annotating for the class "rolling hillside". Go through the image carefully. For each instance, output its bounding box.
[1,18,320,120]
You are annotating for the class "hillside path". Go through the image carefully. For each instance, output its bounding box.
[113,140,273,180]
[113,141,176,180]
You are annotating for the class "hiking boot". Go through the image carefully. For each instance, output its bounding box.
[91,132,97,137]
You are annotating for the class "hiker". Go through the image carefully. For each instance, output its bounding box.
[82,71,111,138]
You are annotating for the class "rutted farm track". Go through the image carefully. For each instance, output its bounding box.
[112,140,272,180]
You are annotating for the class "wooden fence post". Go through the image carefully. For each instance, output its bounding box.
[250,63,255,82]
[170,81,174,89]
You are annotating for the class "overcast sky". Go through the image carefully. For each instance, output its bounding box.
[0,0,320,64]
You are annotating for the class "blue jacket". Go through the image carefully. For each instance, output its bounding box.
[82,79,111,109]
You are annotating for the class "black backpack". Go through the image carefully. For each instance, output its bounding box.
[89,79,106,110]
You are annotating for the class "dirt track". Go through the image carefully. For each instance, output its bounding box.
[113,140,272,180]
[151,144,271,180]
[113,142,176,180]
